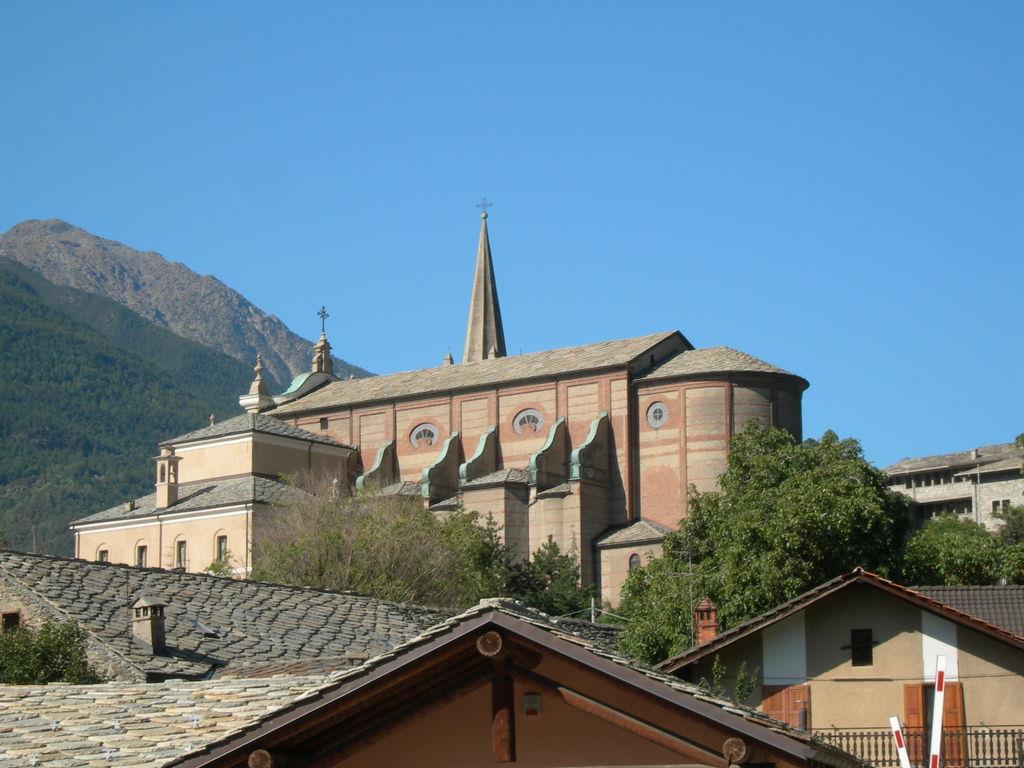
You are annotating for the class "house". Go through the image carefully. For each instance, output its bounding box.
[0,597,863,768]
[658,569,1024,766]
[884,441,1023,529]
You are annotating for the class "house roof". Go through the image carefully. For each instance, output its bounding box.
[915,585,1024,637]
[162,412,349,448]
[70,475,305,526]
[637,346,808,389]
[271,331,684,414]
[0,550,450,680]
[0,599,863,768]
[658,568,1024,674]
[594,518,673,548]
[884,441,1023,475]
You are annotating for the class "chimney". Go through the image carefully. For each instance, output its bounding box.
[131,596,167,655]
[695,597,718,645]
[154,446,181,509]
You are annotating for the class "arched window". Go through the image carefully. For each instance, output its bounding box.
[628,553,641,572]
[513,409,544,435]
[410,423,438,448]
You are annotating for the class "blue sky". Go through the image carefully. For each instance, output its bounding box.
[1,1,1021,467]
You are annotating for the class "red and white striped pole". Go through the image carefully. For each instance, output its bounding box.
[889,716,913,768]
[928,655,947,768]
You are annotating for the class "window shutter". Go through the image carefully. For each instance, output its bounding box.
[904,684,925,762]
[943,682,966,768]
[762,686,787,724]
[787,684,811,730]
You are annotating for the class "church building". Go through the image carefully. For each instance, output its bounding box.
[71,211,808,604]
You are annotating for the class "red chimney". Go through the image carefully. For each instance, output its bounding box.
[695,597,717,645]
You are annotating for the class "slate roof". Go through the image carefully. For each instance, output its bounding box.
[376,480,422,496]
[272,331,682,414]
[885,441,1023,475]
[915,585,1024,638]
[70,475,305,526]
[0,599,863,768]
[0,551,450,681]
[461,467,529,488]
[637,345,807,387]
[594,518,673,548]
[163,413,348,448]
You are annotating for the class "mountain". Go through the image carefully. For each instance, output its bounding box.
[0,259,250,554]
[0,219,369,389]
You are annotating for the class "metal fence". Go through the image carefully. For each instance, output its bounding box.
[812,727,1024,768]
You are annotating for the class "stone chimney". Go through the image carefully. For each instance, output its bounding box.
[131,596,167,655]
[695,597,718,645]
[154,446,181,509]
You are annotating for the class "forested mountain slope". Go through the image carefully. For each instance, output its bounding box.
[0,260,248,554]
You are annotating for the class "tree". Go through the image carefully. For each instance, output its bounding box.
[901,516,1010,586]
[252,481,592,613]
[0,621,102,684]
[619,423,910,663]
[994,504,1024,546]
[507,538,595,617]
[252,489,510,608]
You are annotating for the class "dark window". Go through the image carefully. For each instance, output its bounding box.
[175,540,187,569]
[1,612,19,631]
[97,550,109,563]
[851,629,874,666]
[628,553,641,572]
[136,545,147,568]
[319,417,329,430]
[216,535,228,562]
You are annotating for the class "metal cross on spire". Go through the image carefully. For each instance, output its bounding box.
[317,305,329,334]
[477,197,493,217]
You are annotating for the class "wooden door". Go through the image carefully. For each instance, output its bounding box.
[762,685,811,730]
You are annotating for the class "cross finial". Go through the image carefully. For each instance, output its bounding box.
[477,197,493,218]
[317,305,329,334]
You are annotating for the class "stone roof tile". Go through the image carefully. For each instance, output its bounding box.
[70,476,305,526]
[273,332,681,414]
[163,413,347,448]
[0,551,450,681]
[884,441,1022,475]
[594,519,672,547]
[637,346,806,386]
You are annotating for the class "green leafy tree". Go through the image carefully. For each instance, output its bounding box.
[0,621,102,684]
[619,423,909,663]
[901,516,1002,585]
[254,478,592,613]
[508,538,595,617]
[995,505,1024,546]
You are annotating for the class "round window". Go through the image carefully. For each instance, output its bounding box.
[513,408,544,435]
[410,423,438,448]
[646,401,668,429]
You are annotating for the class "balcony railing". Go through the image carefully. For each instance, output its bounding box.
[812,727,1024,768]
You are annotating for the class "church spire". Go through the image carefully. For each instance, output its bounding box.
[462,201,506,363]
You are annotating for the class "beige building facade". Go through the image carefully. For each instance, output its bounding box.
[70,212,807,603]
[660,570,1024,764]
[70,412,354,575]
